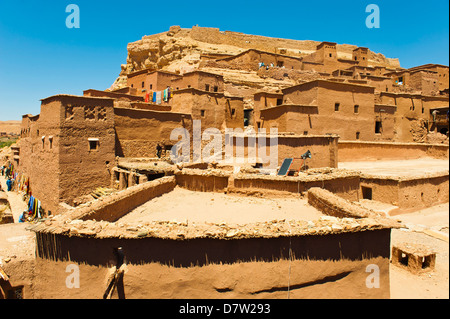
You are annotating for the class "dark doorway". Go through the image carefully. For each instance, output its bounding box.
[361,186,373,200]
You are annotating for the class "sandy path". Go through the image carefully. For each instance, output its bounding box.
[389,203,449,299]
[118,187,323,224]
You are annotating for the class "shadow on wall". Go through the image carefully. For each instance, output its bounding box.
[36,229,391,268]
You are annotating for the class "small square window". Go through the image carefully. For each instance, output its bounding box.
[150,84,153,90]
[205,84,210,91]
[356,132,360,139]
[89,139,99,150]
[201,110,205,117]
[303,131,308,135]
[335,103,340,112]
[213,86,218,92]
[354,105,359,113]
[329,53,332,57]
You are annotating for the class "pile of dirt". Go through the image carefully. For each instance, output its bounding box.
[426,131,449,144]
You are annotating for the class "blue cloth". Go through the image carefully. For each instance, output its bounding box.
[6,179,12,191]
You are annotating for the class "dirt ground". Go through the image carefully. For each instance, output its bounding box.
[118,187,323,224]
[338,158,449,177]
[0,173,449,299]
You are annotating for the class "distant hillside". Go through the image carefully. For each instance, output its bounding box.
[0,120,21,135]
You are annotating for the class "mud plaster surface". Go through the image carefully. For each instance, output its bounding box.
[117,187,323,224]
[338,158,449,177]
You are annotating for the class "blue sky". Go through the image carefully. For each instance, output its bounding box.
[0,0,448,120]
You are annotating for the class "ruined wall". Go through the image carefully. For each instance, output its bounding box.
[207,50,304,72]
[376,92,449,143]
[338,141,449,162]
[307,187,373,219]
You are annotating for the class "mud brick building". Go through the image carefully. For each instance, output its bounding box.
[11,26,449,215]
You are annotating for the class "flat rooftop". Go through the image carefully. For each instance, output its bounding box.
[338,158,449,177]
[117,187,323,224]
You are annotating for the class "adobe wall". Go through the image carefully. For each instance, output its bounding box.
[174,170,230,192]
[316,82,375,141]
[231,172,360,201]
[114,107,193,158]
[126,72,148,95]
[280,81,376,141]
[83,89,144,102]
[171,90,244,131]
[57,96,116,209]
[373,104,396,141]
[172,72,224,92]
[397,174,449,210]
[230,134,339,169]
[359,172,449,211]
[259,105,318,134]
[18,109,61,213]
[409,71,440,96]
[29,225,391,299]
[147,71,179,91]
[307,187,375,219]
[377,92,449,142]
[338,141,449,162]
[65,176,176,222]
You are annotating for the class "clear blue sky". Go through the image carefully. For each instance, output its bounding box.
[0,0,448,120]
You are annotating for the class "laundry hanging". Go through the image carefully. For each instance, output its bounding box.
[156,91,162,104]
